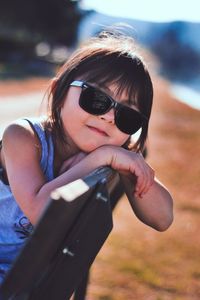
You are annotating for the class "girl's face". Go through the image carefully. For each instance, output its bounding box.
[60,81,133,153]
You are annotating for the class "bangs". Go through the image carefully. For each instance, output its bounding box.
[76,54,147,109]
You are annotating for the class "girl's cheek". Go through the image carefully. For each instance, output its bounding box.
[115,134,130,147]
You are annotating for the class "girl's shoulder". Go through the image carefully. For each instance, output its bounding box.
[1,116,48,161]
[1,116,54,182]
[2,116,48,142]
[3,119,36,144]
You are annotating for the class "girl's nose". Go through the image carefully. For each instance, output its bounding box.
[98,109,115,124]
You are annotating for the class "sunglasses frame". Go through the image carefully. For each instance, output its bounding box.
[70,80,147,135]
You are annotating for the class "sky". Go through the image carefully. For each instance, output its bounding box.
[80,0,200,22]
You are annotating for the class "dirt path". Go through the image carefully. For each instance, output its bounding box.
[0,78,49,136]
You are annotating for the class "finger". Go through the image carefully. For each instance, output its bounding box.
[131,164,145,197]
[131,155,148,196]
[131,155,152,197]
[139,166,155,197]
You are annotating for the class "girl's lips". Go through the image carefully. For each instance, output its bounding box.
[87,125,108,136]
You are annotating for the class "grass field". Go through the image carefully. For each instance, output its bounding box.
[86,78,200,300]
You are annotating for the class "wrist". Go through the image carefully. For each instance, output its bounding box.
[90,145,113,167]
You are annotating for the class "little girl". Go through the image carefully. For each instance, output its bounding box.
[0,29,173,284]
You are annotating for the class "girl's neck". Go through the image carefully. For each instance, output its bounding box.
[44,118,80,176]
[55,132,79,160]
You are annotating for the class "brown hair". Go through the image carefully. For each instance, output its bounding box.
[47,29,153,152]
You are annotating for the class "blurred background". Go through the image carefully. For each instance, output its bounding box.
[0,0,200,299]
[1,0,200,108]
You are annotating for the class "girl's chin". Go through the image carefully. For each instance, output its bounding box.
[77,141,106,153]
[78,140,126,152]
[78,145,101,153]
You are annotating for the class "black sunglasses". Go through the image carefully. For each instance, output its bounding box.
[70,80,147,135]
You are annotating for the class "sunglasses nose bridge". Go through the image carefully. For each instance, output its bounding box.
[99,100,115,124]
[106,99,118,117]
[110,99,118,110]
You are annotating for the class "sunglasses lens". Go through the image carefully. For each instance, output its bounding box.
[80,87,112,115]
[78,83,145,135]
[115,106,144,135]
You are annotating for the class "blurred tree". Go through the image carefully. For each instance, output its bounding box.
[0,0,82,44]
[0,0,82,67]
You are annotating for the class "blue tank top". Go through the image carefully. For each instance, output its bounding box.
[0,117,54,284]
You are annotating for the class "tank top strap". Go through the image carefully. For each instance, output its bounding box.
[24,117,54,181]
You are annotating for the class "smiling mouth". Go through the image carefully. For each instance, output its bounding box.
[87,125,108,136]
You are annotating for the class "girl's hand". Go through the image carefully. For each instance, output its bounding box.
[59,152,87,175]
[59,146,154,198]
[100,146,155,198]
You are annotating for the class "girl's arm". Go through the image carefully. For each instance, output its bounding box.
[1,121,107,225]
[102,146,173,231]
[2,121,173,229]
[120,174,173,231]
[60,145,174,231]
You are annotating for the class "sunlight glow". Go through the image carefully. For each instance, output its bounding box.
[81,0,200,22]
